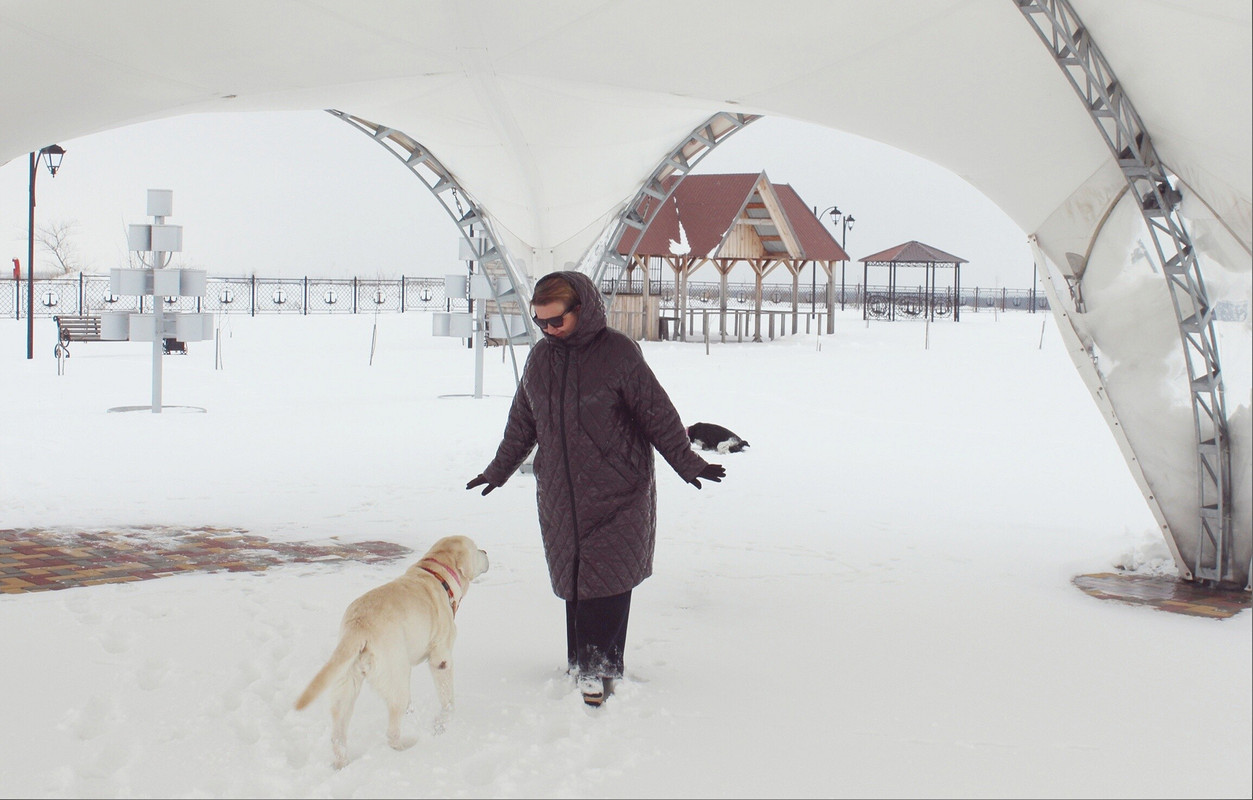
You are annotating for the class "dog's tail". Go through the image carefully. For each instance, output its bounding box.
[294,628,371,711]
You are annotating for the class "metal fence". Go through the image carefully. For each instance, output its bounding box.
[602,278,1051,314]
[2,275,463,318]
[33,274,1245,321]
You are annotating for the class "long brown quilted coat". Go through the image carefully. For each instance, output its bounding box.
[481,271,709,600]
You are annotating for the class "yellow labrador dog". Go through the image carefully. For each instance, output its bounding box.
[295,535,489,768]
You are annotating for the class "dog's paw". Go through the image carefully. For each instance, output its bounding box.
[389,734,419,751]
[332,747,350,770]
[433,708,454,736]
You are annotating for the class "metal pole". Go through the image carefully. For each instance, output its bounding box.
[151,209,165,413]
[862,261,869,321]
[26,152,36,359]
[841,260,846,311]
[840,220,849,313]
[1031,261,1038,313]
[473,296,485,398]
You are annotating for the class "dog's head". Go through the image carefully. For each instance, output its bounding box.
[424,535,490,582]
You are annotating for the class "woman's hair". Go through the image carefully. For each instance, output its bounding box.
[531,273,578,308]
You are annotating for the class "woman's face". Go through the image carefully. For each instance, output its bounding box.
[532,299,580,338]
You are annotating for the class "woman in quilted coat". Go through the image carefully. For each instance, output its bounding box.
[467,271,725,707]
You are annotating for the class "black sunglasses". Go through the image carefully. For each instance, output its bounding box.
[532,304,579,329]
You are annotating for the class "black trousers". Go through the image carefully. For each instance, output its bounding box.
[565,589,632,679]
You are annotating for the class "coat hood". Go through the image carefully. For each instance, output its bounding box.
[541,270,606,348]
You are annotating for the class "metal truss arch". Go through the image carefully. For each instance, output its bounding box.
[589,112,761,301]
[327,109,538,380]
[1014,0,1235,585]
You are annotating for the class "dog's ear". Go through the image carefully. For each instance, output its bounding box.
[439,537,476,576]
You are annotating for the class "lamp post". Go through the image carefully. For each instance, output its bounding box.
[27,144,66,360]
[812,205,841,319]
[814,205,854,330]
[829,206,855,311]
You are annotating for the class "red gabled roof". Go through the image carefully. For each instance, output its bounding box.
[617,173,848,261]
[860,240,967,264]
[618,173,756,257]
[773,184,848,261]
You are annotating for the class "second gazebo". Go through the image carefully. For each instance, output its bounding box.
[859,240,967,322]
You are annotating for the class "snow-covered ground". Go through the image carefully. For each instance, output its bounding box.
[1,309,1248,799]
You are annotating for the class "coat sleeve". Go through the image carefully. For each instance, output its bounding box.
[482,380,537,486]
[619,347,709,483]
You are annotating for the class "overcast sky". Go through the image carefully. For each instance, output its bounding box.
[1,110,1034,289]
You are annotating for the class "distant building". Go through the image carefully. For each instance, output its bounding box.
[613,171,848,341]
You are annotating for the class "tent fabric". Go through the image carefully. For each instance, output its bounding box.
[2,1,1246,272]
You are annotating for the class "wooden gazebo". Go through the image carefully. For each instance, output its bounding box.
[614,171,848,341]
[859,240,967,322]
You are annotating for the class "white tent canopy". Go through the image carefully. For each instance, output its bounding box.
[1,0,1249,584]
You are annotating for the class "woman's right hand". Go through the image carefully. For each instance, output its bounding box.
[466,474,498,495]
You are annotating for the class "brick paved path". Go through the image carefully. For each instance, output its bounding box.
[1073,572,1250,619]
[0,526,411,594]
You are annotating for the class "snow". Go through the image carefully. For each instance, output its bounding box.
[1,309,1249,799]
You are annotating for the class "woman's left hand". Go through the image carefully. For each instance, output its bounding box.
[688,463,725,489]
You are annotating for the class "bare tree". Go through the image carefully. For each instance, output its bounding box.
[35,219,83,275]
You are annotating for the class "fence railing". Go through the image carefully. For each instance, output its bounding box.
[601,278,1053,314]
[2,275,462,318]
[18,274,1243,322]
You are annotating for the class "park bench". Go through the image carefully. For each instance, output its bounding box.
[52,315,187,357]
[53,314,101,358]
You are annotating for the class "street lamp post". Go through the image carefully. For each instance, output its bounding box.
[812,205,841,320]
[815,205,854,331]
[27,144,66,360]
[835,209,855,312]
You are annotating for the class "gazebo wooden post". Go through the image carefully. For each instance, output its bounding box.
[663,255,683,340]
[718,259,730,343]
[825,260,836,334]
[638,254,650,340]
[686,258,706,341]
[679,257,688,341]
[622,256,634,337]
[788,258,803,335]
[752,258,764,343]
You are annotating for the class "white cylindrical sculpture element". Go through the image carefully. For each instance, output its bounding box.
[150,224,183,253]
[127,224,152,252]
[99,312,130,341]
[128,313,157,341]
[152,269,181,296]
[147,189,173,218]
[111,268,152,296]
[180,269,207,297]
[174,313,214,342]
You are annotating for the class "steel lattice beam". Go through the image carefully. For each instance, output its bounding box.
[327,110,536,386]
[589,112,761,297]
[1014,0,1234,584]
